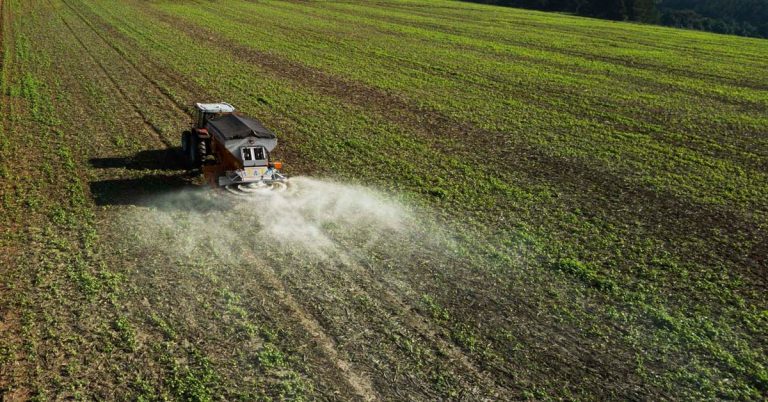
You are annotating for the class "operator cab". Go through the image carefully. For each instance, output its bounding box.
[195,102,236,129]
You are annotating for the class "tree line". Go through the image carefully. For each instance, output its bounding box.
[461,0,768,38]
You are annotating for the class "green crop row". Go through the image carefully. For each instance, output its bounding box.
[73,0,766,398]
[162,0,768,215]
[2,0,764,399]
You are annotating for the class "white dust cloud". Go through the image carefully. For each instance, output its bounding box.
[241,177,407,253]
[120,177,414,263]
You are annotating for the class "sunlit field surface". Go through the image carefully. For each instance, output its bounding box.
[0,0,766,399]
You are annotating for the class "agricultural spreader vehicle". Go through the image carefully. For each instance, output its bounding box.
[182,102,287,195]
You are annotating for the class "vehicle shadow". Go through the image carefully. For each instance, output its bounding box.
[89,148,239,212]
[89,175,197,207]
[89,148,187,171]
[89,147,207,209]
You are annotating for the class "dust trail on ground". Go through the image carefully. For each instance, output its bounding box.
[120,176,422,264]
[114,176,508,399]
[114,176,420,400]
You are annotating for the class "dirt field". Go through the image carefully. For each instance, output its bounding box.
[0,0,766,400]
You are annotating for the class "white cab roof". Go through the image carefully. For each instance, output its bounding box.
[195,102,236,113]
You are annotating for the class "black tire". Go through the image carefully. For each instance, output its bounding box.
[181,131,194,169]
[181,131,200,169]
[188,134,201,168]
[181,131,191,155]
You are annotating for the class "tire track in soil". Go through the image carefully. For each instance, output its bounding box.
[253,252,433,399]
[324,246,513,398]
[241,250,378,402]
[219,199,492,398]
[72,0,213,107]
[60,0,193,119]
[66,0,308,176]
[54,0,183,150]
[286,264,453,397]
[106,206,377,400]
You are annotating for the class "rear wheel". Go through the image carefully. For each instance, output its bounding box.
[188,135,200,168]
[181,131,191,154]
[181,131,200,169]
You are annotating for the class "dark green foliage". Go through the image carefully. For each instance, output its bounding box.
[660,0,768,37]
[462,0,660,22]
[461,0,767,37]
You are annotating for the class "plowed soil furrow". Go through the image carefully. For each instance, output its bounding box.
[60,0,192,119]
[268,247,509,399]
[330,250,502,392]
[54,5,171,149]
[242,249,379,401]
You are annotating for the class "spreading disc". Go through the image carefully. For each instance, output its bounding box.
[224,181,288,196]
